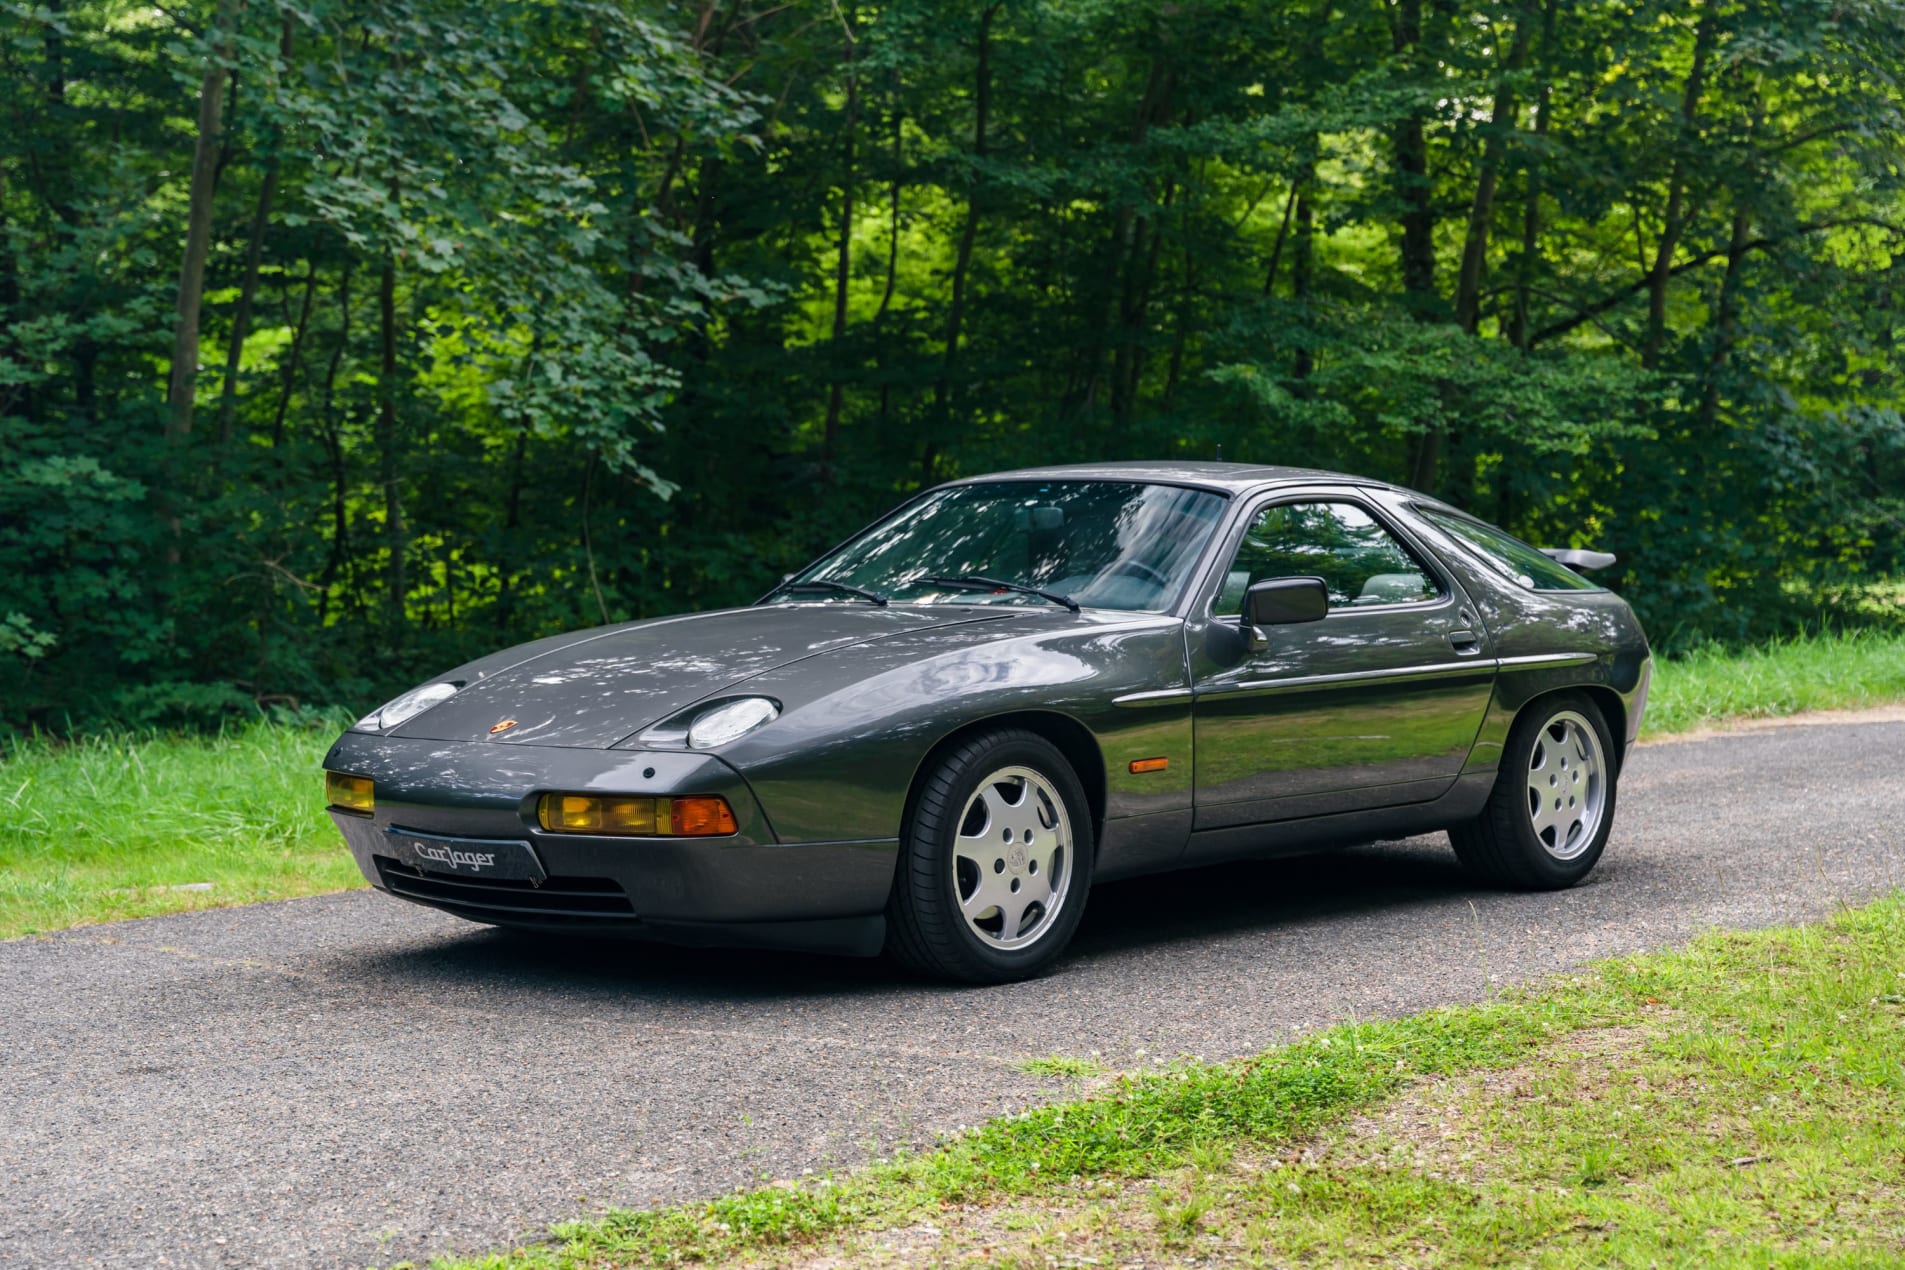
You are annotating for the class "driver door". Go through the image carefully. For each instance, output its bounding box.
[1188,493,1495,829]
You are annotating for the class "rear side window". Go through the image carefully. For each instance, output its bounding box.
[1418,508,1602,592]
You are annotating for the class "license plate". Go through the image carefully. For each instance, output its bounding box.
[383,827,547,885]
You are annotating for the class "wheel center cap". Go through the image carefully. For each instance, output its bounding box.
[1007,844,1028,873]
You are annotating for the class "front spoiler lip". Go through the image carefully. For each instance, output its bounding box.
[368,875,888,957]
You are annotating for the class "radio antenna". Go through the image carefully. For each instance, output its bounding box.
[1215,443,1223,462]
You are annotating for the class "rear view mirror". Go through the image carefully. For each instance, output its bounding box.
[1246,576,1329,627]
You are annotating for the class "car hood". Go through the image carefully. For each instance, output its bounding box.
[389,605,1011,749]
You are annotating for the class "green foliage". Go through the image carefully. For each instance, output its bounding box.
[3,0,1903,730]
[0,714,361,936]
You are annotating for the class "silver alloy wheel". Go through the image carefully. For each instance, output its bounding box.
[952,765,1073,950]
[1526,709,1607,860]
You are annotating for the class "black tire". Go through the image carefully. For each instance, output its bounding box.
[1451,692,1619,890]
[886,728,1095,984]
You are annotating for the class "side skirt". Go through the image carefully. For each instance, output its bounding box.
[1176,771,1495,870]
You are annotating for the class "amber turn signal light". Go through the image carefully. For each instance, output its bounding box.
[325,771,375,814]
[1128,757,1170,774]
[536,793,738,837]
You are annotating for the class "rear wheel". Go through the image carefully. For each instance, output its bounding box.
[886,729,1094,983]
[1451,693,1617,890]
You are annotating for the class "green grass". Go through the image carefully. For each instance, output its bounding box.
[0,719,362,938]
[1015,1054,1109,1080]
[1,624,1901,939]
[1641,625,1905,737]
[436,898,1905,1269]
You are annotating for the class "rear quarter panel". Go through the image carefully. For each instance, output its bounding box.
[1373,490,1653,770]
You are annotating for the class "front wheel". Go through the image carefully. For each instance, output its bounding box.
[886,729,1094,983]
[1451,693,1618,890]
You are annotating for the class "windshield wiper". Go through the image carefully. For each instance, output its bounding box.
[924,574,1080,613]
[777,579,889,607]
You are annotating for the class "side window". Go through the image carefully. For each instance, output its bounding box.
[1416,507,1602,592]
[1217,501,1440,612]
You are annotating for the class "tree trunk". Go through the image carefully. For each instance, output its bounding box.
[875,75,904,430]
[1391,0,1435,315]
[495,427,530,634]
[581,454,610,625]
[0,175,22,423]
[1454,3,1537,334]
[268,266,318,447]
[313,259,353,631]
[1078,58,1175,418]
[1642,3,1718,370]
[166,0,245,441]
[1113,175,1174,427]
[931,2,1001,424]
[1508,0,1559,349]
[1695,204,1752,433]
[215,17,294,451]
[377,251,405,624]
[1391,0,1444,491]
[821,7,858,467]
[214,161,279,450]
[1291,189,1315,387]
[1261,181,1300,297]
[1163,238,1196,407]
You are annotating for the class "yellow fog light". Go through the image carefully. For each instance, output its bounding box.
[536,793,737,837]
[326,771,374,815]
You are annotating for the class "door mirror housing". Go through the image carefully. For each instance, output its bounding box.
[1245,576,1330,627]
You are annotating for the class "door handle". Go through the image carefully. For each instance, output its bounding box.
[1448,629,1482,655]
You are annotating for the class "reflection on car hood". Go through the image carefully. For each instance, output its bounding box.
[391,605,1011,748]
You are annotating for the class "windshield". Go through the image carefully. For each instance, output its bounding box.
[777,480,1228,612]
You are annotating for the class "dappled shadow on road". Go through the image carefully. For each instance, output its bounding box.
[312,833,1489,1005]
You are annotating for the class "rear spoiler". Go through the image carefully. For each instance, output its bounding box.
[1540,547,1617,573]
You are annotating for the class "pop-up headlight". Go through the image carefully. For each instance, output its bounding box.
[354,682,460,732]
[686,697,780,750]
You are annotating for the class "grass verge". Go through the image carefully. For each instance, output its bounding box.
[437,897,1905,1269]
[0,719,360,938]
[1639,625,1905,737]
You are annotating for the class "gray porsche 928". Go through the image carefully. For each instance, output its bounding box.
[323,462,1651,982]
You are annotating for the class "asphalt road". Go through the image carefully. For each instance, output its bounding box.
[3,720,1902,1268]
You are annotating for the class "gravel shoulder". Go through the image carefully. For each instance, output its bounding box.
[2,719,1900,1268]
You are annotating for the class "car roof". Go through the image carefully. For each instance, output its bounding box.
[944,460,1416,499]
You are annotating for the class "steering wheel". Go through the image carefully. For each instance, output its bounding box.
[1102,559,1169,588]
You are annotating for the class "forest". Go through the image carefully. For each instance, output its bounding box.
[3,0,1902,731]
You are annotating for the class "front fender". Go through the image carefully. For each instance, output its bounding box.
[711,611,1193,845]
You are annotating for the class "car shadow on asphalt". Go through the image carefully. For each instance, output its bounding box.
[1071,836,1473,955]
[319,836,1487,1001]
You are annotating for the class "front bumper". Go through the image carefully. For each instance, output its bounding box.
[322,732,897,954]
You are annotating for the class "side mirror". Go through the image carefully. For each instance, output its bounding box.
[1245,576,1330,628]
